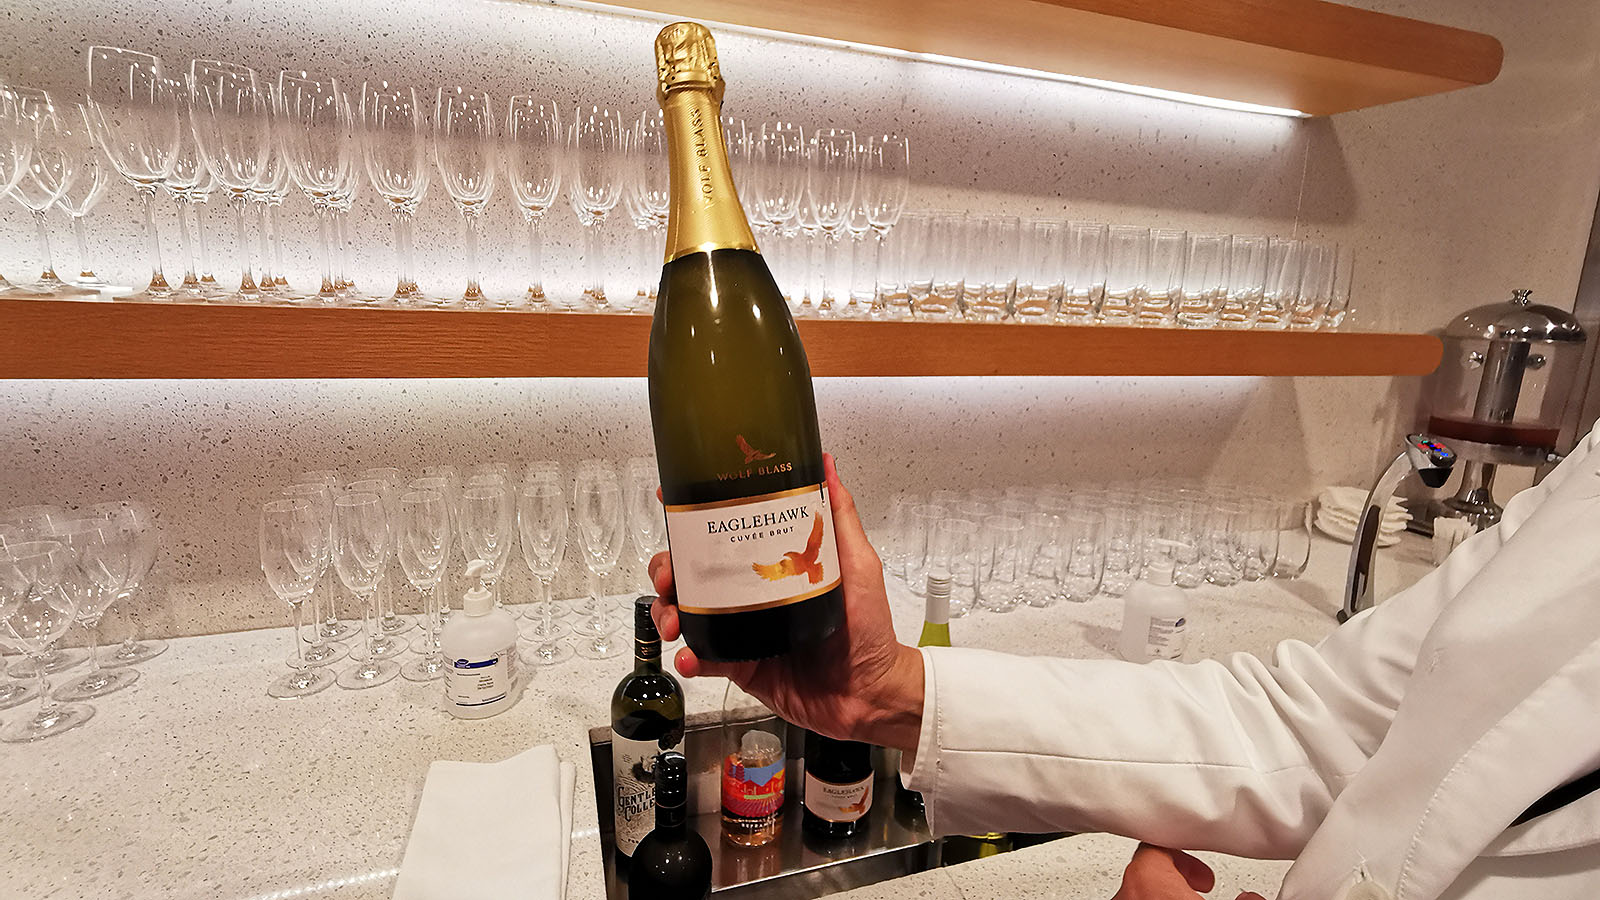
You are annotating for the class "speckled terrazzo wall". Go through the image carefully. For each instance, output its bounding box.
[1,0,1598,637]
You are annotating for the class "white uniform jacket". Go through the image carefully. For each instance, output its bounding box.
[904,427,1600,900]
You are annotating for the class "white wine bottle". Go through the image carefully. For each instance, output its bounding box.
[648,22,844,662]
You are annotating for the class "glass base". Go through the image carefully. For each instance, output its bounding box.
[575,633,624,660]
[401,655,447,682]
[0,679,40,709]
[54,666,140,701]
[317,620,360,643]
[98,638,168,668]
[377,614,415,637]
[10,647,88,678]
[572,616,614,638]
[523,639,573,667]
[299,641,348,667]
[409,634,441,655]
[521,617,571,644]
[268,666,335,699]
[337,659,399,690]
[0,701,95,742]
[616,594,636,612]
[543,600,570,619]
[368,634,407,660]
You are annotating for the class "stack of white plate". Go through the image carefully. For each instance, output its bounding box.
[1314,486,1409,546]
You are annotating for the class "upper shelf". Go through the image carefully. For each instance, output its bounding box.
[595,0,1503,116]
[0,299,1441,379]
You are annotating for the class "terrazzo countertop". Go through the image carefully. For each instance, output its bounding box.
[1,534,1431,900]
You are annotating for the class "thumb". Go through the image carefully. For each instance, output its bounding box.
[1168,849,1216,893]
[1236,893,1269,900]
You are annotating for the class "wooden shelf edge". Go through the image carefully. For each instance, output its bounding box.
[589,0,1503,115]
[0,299,1442,379]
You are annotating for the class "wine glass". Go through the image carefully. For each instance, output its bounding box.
[49,519,139,701]
[624,458,665,594]
[346,476,410,647]
[53,104,114,292]
[570,105,624,309]
[250,88,295,302]
[516,478,572,666]
[435,86,497,308]
[0,85,38,297]
[624,109,669,309]
[85,47,183,300]
[361,80,431,306]
[804,128,858,315]
[279,484,347,667]
[506,95,563,309]
[279,71,349,303]
[260,498,335,699]
[9,89,97,296]
[573,470,625,659]
[163,92,211,298]
[87,500,168,667]
[862,133,909,315]
[328,91,365,301]
[458,483,516,613]
[0,541,95,741]
[397,489,451,682]
[334,490,396,689]
[189,58,272,303]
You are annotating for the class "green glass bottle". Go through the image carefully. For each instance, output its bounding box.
[612,597,686,860]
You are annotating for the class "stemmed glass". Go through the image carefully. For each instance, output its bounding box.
[164,93,211,297]
[516,478,572,666]
[260,499,335,699]
[755,121,803,292]
[435,86,497,308]
[362,81,431,306]
[86,47,182,300]
[570,105,624,309]
[623,111,669,309]
[506,96,563,308]
[804,128,858,314]
[624,458,665,594]
[87,501,167,667]
[0,86,37,297]
[9,90,97,296]
[459,482,516,614]
[329,92,365,301]
[334,490,396,689]
[278,71,348,304]
[862,133,909,316]
[250,89,294,302]
[347,475,411,647]
[279,484,347,666]
[397,489,451,682]
[573,468,625,659]
[50,520,139,700]
[189,59,272,303]
[0,541,95,741]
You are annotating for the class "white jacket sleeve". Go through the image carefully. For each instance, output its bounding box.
[904,431,1600,860]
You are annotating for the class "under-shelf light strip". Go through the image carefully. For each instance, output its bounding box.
[551,0,1310,119]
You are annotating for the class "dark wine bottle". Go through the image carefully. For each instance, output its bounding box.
[802,730,875,840]
[648,21,844,662]
[629,751,712,900]
[612,597,686,859]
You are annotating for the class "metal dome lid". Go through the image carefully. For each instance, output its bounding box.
[1444,289,1586,343]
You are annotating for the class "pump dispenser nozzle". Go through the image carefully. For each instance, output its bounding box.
[463,559,495,616]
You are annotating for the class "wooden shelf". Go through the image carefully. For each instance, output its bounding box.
[596,0,1502,116]
[0,299,1441,379]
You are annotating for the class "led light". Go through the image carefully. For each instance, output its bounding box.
[552,0,1310,118]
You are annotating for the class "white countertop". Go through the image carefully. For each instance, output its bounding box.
[1,534,1432,900]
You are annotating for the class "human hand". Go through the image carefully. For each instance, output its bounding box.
[1113,844,1268,900]
[649,453,925,751]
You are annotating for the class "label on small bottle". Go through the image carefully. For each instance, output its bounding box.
[666,484,840,614]
[613,732,675,856]
[722,753,786,819]
[1146,616,1187,660]
[805,773,873,823]
[444,647,518,709]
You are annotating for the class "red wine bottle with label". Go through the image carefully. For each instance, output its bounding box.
[648,22,844,662]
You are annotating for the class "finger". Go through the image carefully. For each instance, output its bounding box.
[649,551,675,597]
[1168,849,1216,894]
[822,453,877,568]
[651,595,680,641]
[671,645,757,684]
[1236,893,1268,900]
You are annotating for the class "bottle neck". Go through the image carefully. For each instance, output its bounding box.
[659,87,757,263]
[656,800,687,833]
[923,575,950,627]
[635,636,663,675]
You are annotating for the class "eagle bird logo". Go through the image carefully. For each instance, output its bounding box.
[736,434,776,464]
[751,513,826,584]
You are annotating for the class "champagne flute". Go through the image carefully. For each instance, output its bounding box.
[0,541,95,741]
[570,104,624,309]
[435,86,497,308]
[506,96,563,308]
[346,476,410,648]
[458,483,516,614]
[804,128,858,314]
[260,499,335,699]
[516,478,572,666]
[397,489,451,682]
[863,132,909,316]
[189,58,272,303]
[279,484,347,666]
[334,490,396,689]
[278,71,349,304]
[573,471,625,659]
[85,47,182,301]
[624,458,666,594]
[250,89,294,302]
[361,80,431,306]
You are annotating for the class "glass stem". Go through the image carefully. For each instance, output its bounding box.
[254,201,273,288]
[323,572,340,629]
[315,205,336,297]
[364,590,380,660]
[335,209,352,289]
[31,210,57,282]
[72,215,94,279]
[231,194,258,295]
[289,602,307,672]
[462,210,484,303]
[173,197,198,287]
[194,202,216,284]
[32,654,54,721]
[271,204,288,285]
[425,582,439,650]
[526,212,545,302]
[137,186,170,292]
[584,218,606,305]
[84,619,103,678]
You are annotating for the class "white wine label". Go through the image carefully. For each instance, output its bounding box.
[666,484,841,614]
[1146,615,1187,660]
[805,772,873,823]
[613,732,678,856]
[444,647,518,708]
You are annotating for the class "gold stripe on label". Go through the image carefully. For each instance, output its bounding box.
[677,577,840,615]
[663,483,821,513]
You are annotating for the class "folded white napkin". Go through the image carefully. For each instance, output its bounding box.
[1314,509,1401,547]
[394,744,576,900]
[1318,485,1408,520]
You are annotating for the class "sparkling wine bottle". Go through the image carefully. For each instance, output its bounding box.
[648,21,844,662]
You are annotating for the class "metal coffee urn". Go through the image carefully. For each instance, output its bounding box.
[1424,289,1586,529]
